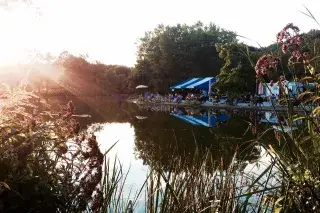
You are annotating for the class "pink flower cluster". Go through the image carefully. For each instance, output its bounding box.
[276,23,309,65]
[277,23,301,51]
[255,23,311,76]
[255,54,279,76]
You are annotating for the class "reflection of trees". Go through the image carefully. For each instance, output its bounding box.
[40,98,262,172]
[44,97,138,127]
[132,111,261,171]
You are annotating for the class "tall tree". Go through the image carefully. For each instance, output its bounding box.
[134,22,237,92]
[214,43,261,97]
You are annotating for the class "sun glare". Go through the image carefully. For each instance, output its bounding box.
[0,4,42,66]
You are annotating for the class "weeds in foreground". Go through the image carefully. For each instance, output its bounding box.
[0,83,107,212]
[251,8,320,212]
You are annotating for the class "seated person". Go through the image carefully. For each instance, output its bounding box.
[201,90,208,102]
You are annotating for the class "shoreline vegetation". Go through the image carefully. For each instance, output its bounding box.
[2,5,320,213]
[127,98,314,112]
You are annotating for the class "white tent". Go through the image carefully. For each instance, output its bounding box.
[265,80,289,98]
[265,83,279,97]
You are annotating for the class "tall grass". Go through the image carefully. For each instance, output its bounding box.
[240,7,320,212]
[121,143,279,213]
[145,150,241,213]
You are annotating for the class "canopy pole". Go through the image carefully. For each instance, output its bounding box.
[208,79,212,94]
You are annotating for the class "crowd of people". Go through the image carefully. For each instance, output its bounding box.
[140,89,210,104]
[138,90,292,107]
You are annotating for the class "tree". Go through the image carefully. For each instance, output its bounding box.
[302,29,320,73]
[134,22,237,92]
[56,52,133,95]
[214,43,261,98]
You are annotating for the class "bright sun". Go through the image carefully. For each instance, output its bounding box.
[0,4,43,66]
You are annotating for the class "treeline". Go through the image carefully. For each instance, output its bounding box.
[56,52,134,95]
[21,22,320,97]
[22,53,134,96]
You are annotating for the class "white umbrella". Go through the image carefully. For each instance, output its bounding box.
[136,85,148,89]
[135,116,147,120]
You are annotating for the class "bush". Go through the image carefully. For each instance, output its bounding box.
[0,83,105,212]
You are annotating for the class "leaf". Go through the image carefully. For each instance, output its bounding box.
[311,56,320,64]
[312,96,320,104]
[0,182,10,190]
[302,76,314,82]
[25,92,39,99]
[293,116,306,122]
[297,91,314,100]
[312,106,320,115]
[307,65,316,75]
[274,207,282,213]
[275,196,285,206]
[267,144,281,160]
[301,5,320,27]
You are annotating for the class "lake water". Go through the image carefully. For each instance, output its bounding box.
[45,96,279,211]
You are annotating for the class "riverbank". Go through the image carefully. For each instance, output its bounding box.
[127,99,312,112]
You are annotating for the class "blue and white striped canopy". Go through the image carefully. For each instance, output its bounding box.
[171,113,229,127]
[170,77,216,89]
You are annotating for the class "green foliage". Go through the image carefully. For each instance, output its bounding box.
[214,43,261,97]
[134,22,237,92]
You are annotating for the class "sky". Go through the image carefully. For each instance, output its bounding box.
[0,0,319,67]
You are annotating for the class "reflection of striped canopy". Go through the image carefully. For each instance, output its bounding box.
[170,77,216,89]
[171,113,229,127]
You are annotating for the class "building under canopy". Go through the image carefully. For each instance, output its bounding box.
[170,77,216,91]
[258,81,315,98]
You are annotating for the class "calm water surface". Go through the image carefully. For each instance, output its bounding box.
[46,96,278,211]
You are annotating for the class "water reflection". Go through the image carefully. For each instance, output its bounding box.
[132,107,261,172]
[43,97,266,169]
[95,123,147,202]
[260,111,301,132]
[171,107,229,127]
[40,97,277,210]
